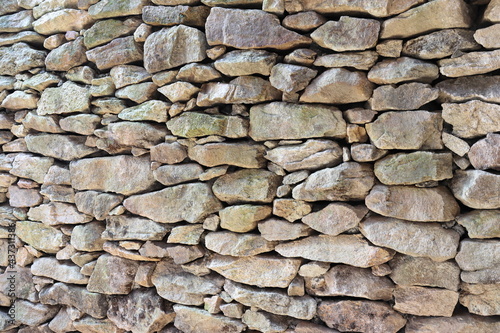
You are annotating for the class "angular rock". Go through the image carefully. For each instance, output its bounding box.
[144,25,207,73]
[173,305,245,333]
[442,100,500,138]
[317,300,406,333]
[439,49,500,77]
[469,133,500,170]
[96,121,166,149]
[25,134,98,161]
[208,254,301,288]
[276,234,394,267]
[10,153,53,183]
[114,82,156,104]
[292,162,375,201]
[242,310,288,333]
[450,170,500,209]
[206,7,311,50]
[142,5,209,27]
[380,0,473,39]
[437,75,500,103]
[73,316,123,333]
[110,65,150,89]
[83,18,141,49]
[273,199,311,222]
[14,299,59,327]
[153,164,203,186]
[102,216,169,241]
[302,203,368,236]
[360,216,460,261]
[176,63,222,83]
[189,143,266,168]
[205,231,277,256]
[294,321,339,333]
[368,57,439,84]
[455,239,500,271]
[219,205,271,233]
[87,254,139,294]
[86,36,143,70]
[70,155,155,195]
[0,10,33,33]
[270,63,317,93]
[474,24,500,49]
[258,218,312,241]
[37,81,90,115]
[282,11,327,31]
[28,202,92,225]
[214,50,277,76]
[124,183,222,223]
[9,186,42,207]
[460,283,500,316]
[167,112,248,138]
[311,16,380,52]
[0,43,46,75]
[74,191,123,220]
[71,221,106,251]
[31,257,89,284]
[16,221,66,253]
[368,82,438,110]
[1,90,38,109]
[225,280,316,320]
[45,37,87,72]
[393,286,459,317]
[313,51,379,70]
[366,111,443,149]
[33,9,93,34]
[456,210,500,239]
[158,81,199,103]
[88,0,149,19]
[0,0,20,16]
[406,312,500,333]
[300,68,373,104]
[151,142,187,164]
[212,169,281,204]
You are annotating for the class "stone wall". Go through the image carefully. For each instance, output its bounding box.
[1,0,500,332]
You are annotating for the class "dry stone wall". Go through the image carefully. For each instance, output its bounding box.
[1,0,500,332]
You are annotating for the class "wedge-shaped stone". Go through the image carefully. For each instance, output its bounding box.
[394,286,459,317]
[292,162,375,201]
[206,7,311,50]
[167,112,248,138]
[28,202,92,225]
[314,51,379,70]
[368,83,438,110]
[317,300,406,333]
[16,221,66,253]
[142,5,209,27]
[220,205,271,233]
[258,218,313,241]
[366,111,443,149]
[442,100,500,138]
[305,265,394,300]
[189,143,266,168]
[456,210,500,239]
[205,231,277,256]
[33,9,93,34]
[270,63,317,93]
[118,100,168,123]
[302,203,368,236]
[87,254,139,294]
[469,133,500,170]
[102,216,170,241]
[0,42,46,75]
[124,183,223,223]
[439,50,500,77]
[208,254,301,288]
[300,68,374,104]
[450,170,500,209]
[83,18,141,49]
[176,63,222,83]
[32,257,89,284]
[70,155,155,196]
[360,216,460,261]
[276,234,394,267]
[437,75,500,103]
[381,0,472,39]
[214,50,277,76]
[174,305,245,333]
[455,239,500,271]
[225,280,317,320]
[368,57,439,84]
[37,81,90,115]
[88,0,149,19]
[406,313,500,333]
[460,283,500,316]
[86,36,143,70]
[389,254,461,291]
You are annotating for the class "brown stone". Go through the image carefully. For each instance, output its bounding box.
[142,5,209,27]
[87,254,139,295]
[450,170,500,209]
[214,50,277,76]
[282,11,326,31]
[442,100,500,138]
[455,239,500,271]
[189,143,265,169]
[393,286,459,317]
[456,210,500,239]
[468,133,500,170]
[368,57,439,84]
[33,9,93,34]
[174,305,245,333]
[88,0,149,19]
[484,0,500,23]
[460,283,500,316]
[272,199,312,222]
[437,75,500,103]
[269,63,317,93]
[167,112,248,138]
[151,142,187,164]
[302,203,367,236]
[406,313,500,333]
[439,50,500,77]
[314,51,379,71]
[219,204,271,233]
[205,231,277,256]
[474,24,500,48]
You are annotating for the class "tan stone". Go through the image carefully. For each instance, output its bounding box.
[485,0,500,22]
[83,18,140,49]
[214,50,277,76]
[406,313,500,333]
[468,133,500,170]
[272,199,311,222]
[205,231,277,256]
[73,317,124,333]
[28,202,92,225]
[1,90,38,110]
[368,82,438,111]
[376,39,403,57]
[450,170,500,209]
[102,216,169,241]
[258,218,313,241]
[393,286,459,317]
[188,143,265,169]
[242,310,288,333]
[302,203,367,236]
[442,132,470,156]
[37,81,90,115]
[33,9,93,34]
[176,63,222,83]
[86,36,142,70]
[437,75,500,103]
[8,186,41,207]
[270,63,317,93]
[10,153,53,183]
[16,221,66,253]
[460,283,500,316]
[474,24,500,48]
[350,143,388,162]
[87,254,139,295]
[368,57,439,84]
[314,51,379,70]
[443,101,500,138]
[455,239,500,271]
[282,11,326,31]
[150,142,187,164]
[88,0,149,19]
[219,205,271,233]
[173,305,245,333]
[143,5,209,27]
[95,121,166,149]
[153,163,203,186]
[167,112,248,138]
[456,210,500,239]
[0,43,46,75]
[117,99,168,122]
[439,49,500,77]
[31,257,89,284]
[158,81,199,103]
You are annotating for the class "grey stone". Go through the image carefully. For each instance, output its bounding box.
[37,81,90,115]
[33,9,93,34]
[0,10,33,33]
[88,0,149,19]
[31,257,89,284]
[153,164,203,186]
[173,305,245,333]
[368,57,439,84]
[59,114,101,135]
[313,51,379,70]
[368,82,438,110]
[28,202,92,225]
[83,18,141,49]
[258,218,313,241]
[437,75,500,103]
[468,133,500,170]
[16,221,66,253]
[406,312,500,332]
[455,239,500,271]
[456,210,500,239]
[450,170,500,209]
[302,203,368,236]
[205,231,277,256]
[393,286,459,317]
[25,134,98,161]
[0,43,46,75]
[189,143,266,168]
[439,49,500,77]
[442,100,500,138]
[74,191,123,220]
[270,63,317,93]
[102,216,169,241]
[87,254,139,295]
[142,5,209,27]
[167,112,248,138]
[214,50,277,76]
[86,36,143,70]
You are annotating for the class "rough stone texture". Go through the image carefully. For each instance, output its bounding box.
[455,239,500,272]
[173,305,245,333]
[258,218,313,241]
[16,221,66,253]
[25,134,98,161]
[270,63,317,93]
[86,36,143,70]
[302,203,367,236]
[189,143,265,168]
[88,0,149,19]
[314,51,379,70]
[437,75,500,103]
[368,57,439,84]
[474,24,500,49]
[142,5,209,27]
[468,133,500,170]
[214,50,277,76]
[368,83,438,110]
[0,42,46,75]
[33,9,93,34]
[167,112,248,138]
[219,205,271,233]
[37,81,90,115]
[83,18,140,49]
[456,210,500,239]
[393,286,459,317]
[460,283,500,316]
[406,313,500,333]
[205,231,277,256]
[439,49,500,77]
[450,170,500,209]
[31,257,89,284]
[442,100,500,138]
[87,254,139,295]
[102,216,169,241]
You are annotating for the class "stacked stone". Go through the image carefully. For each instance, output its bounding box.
[0,0,500,332]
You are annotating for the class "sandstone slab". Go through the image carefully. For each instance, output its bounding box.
[102,216,170,241]
[302,203,367,236]
[442,100,500,138]
[474,24,500,49]
[87,254,139,295]
[0,43,46,75]
[71,221,106,251]
[86,36,143,70]
[439,49,500,77]
[31,257,89,284]
[167,112,248,138]
[270,63,317,93]
[460,283,500,316]
[455,239,500,271]
[468,133,500,170]
[28,202,92,225]
[368,82,438,110]
[189,143,265,168]
[10,153,53,183]
[37,81,90,115]
[153,164,203,186]
[83,18,140,49]
[88,0,149,19]
[173,305,245,333]
[205,231,277,256]
[258,218,313,241]
[456,210,500,239]
[59,114,101,135]
[16,221,66,253]
[314,51,379,70]
[74,191,123,220]
[368,57,439,84]
[213,50,277,76]
[95,121,166,149]
[450,170,500,209]
[242,310,288,333]
[393,286,459,317]
[25,134,98,161]
[273,199,312,222]
[437,75,500,103]
[219,204,271,233]
[406,313,500,333]
[33,9,93,34]
[142,5,209,27]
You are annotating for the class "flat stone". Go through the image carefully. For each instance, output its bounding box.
[456,210,500,239]
[16,221,66,253]
[25,134,97,161]
[71,221,106,251]
[300,68,374,104]
[59,114,100,135]
[376,39,403,57]
[273,199,312,222]
[469,133,500,170]
[153,164,203,186]
[406,312,500,333]
[311,16,380,52]
[167,112,248,138]
[176,63,221,83]
[142,5,209,27]
[302,203,368,236]
[167,225,204,245]
[368,57,439,84]
[313,51,379,70]
[206,7,311,50]
[292,162,375,201]
[88,0,149,19]
[74,191,123,220]
[450,170,500,209]
[9,186,42,207]
[350,143,387,162]
[437,75,500,103]
[258,218,313,241]
[474,24,500,48]
[270,64,317,93]
[360,216,460,261]
[151,142,187,164]
[189,143,266,168]
[0,10,33,33]
[33,9,93,34]
[87,254,139,295]
[282,11,326,31]
[31,257,89,284]
[14,300,59,327]
[205,231,277,256]
[389,254,461,291]
[219,205,271,233]
[70,155,155,195]
[92,97,127,115]
[403,29,479,59]
[144,25,207,73]
[455,239,500,271]
[10,153,53,183]
[208,254,301,288]
[393,286,459,317]
[37,81,90,115]
[83,18,140,49]
[115,82,156,104]
[86,36,142,70]
[225,280,317,320]
[214,50,277,76]
[380,0,472,39]
[0,43,46,75]
[460,283,500,316]
[317,300,406,333]
[276,234,394,267]
[294,321,339,333]
[366,111,443,149]
[442,100,500,138]
[485,0,500,22]
[124,183,222,223]
[202,0,261,5]
[73,317,123,333]
[102,216,169,241]
[1,90,38,109]
[110,65,151,89]
[173,305,245,333]
[0,0,20,16]
[242,310,288,333]
[28,202,92,225]
[439,49,500,77]
[368,82,438,110]
[305,265,394,300]
[96,121,166,149]
[158,81,199,103]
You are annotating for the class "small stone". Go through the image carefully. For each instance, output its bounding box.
[368,82,438,111]
[167,112,248,138]
[270,63,317,94]
[439,49,500,77]
[456,210,500,239]
[405,313,500,332]
[83,18,140,49]
[242,310,288,333]
[455,239,500,271]
[284,48,317,66]
[92,97,127,115]
[393,286,459,317]
[282,11,326,31]
[376,39,403,57]
[258,218,312,241]
[43,33,64,49]
[167,224,204,245]
[66,66,95,85]
[298,261,330,278]
[134,23,152,42]
[368,57,439,84]
[28,202,92,225]
[173,305,245,333]
[273,199,312,222]
[59,114,101,135]
[25,134,98,161]
[19,111,62,133]
[437,75,500,103]
[459,283,500,316]
[14,300,59,327]
[474,24,500,48]
[313,51,379,71]
[153,163,203,186]
[158,81,199,103]
[33,9,93,35]
[86,36,142,70]
[442,132,470,156]
[16,221,66,253]
[205,231,277,256]
[109,65,151,89]
[344,108,378,124]
[0,43,46,76]
[302,203,368,236]
[450,170,500,209]
[87,254,139,295]
[142,5,209,27]
[220,205,271,233]
[213,50,277,76]
[31,257,89,284]
[8,186,41,207]
[176,63,221,83]
[189,143,265,168]
[88,0,149,19]
[150,142,187,164]
[37,81,90,115]
[70,221,105,251]
[73,317,123,333]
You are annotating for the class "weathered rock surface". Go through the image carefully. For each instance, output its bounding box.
[142,5,209,27]
[28,202,92,225]
[368,82,438,110]
[406,313,500,333]
[214,50,277,76]
[455,239,500,271]
[83,18,140,49]
[31,257,89,284]
[167,112,248,138]
[456,210,500,239]
[102,216,169,241]
[74,191,122,221]
[393,286,459,317]
[460,283,500,316]
[442,100,500,138]
[0,42,46,75]
[0,10,33,33]
[368,57,439,84]
[96,121,167,149]
[25,134,98,161]
[205,231,277,256]
[314,51,379,70]
[450,170,500,209]
[153,164,203,186]
[37,81,90,115]
[16,221,66,253]
[282,11,326,31]
[468,133,500,170]
[474,24,500,49]
[33,9,93,34]
[403,29,479,59]
[86,36,143,70]
[87,254,139,295]
[189,143,266,168]
[219,205,271,233]
[173,305,245,333]
[439,49,500,77]
[258,218,313,241]
[437,75,500,103]
[302,203,367,236]
[88,0,149,19]
[270,63,317,93]
[242,310,288,333]
[59,114,101,135]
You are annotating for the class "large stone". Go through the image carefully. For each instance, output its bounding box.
[368,82,438,110]
[14,299,59,327]
[45,37,87,71]
[460,283,500,316]
[153,164,203,186]
[124,183,223,223]
[442,100,500,138]
[33,9,93,34]
[474,24,500,49]
[258,218,313,241]
[270,63,317,93]
[25,134,97,161]
[402,29,479,59]
[305,265,394,300]
[167,112,248,138]
[368,57,439,84]
[468,133,500,170]
[206,7,311,50]
[144,25,207,73]
[176,63,222,83]
[225,280,317,320]
[455,239,500,271]
[27,202,92,225]
[22,112,63,133]
[374,152,453,185]
[37,81,90,115]
[276,234,394,267]
[207,254,301,288]
[16,221,66,253]
[0,0,20,16]
[292,162,375,201]
[102,216,169,241]
[380,0,473,39]
[83,18,141,49]
[150,142,187,164]
[71,221,106,251]
[393,286,459,317]
[205,231,277,256]
[302,203,367,236]
[0,43,46,75]
[450,170,500,209]
[0,10,33,33]
[360,216,460,261]
[173,305,245,333]
[88,0,149,19]
[70,155,155,196]
[214,50,277,76]
[389,254,461,291]
[87,254,139,295]
[142,5,209,27]
[439,49,500,77]
[300,68,374,104]
[317,300,406,333]
[311,16,380,51]
[437,75,500,103]
[456,210,500,239]
[9,186,42,207]
[366,111,443,149]
[110,65,151,88]
[313,51,379,70]
[249,103,346,141]
[1,90,38,109]
[86,36,143,70]
[189,143,265,168]
[219,205,271,233]
[406,313,500,333]
[31,257,89,284]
